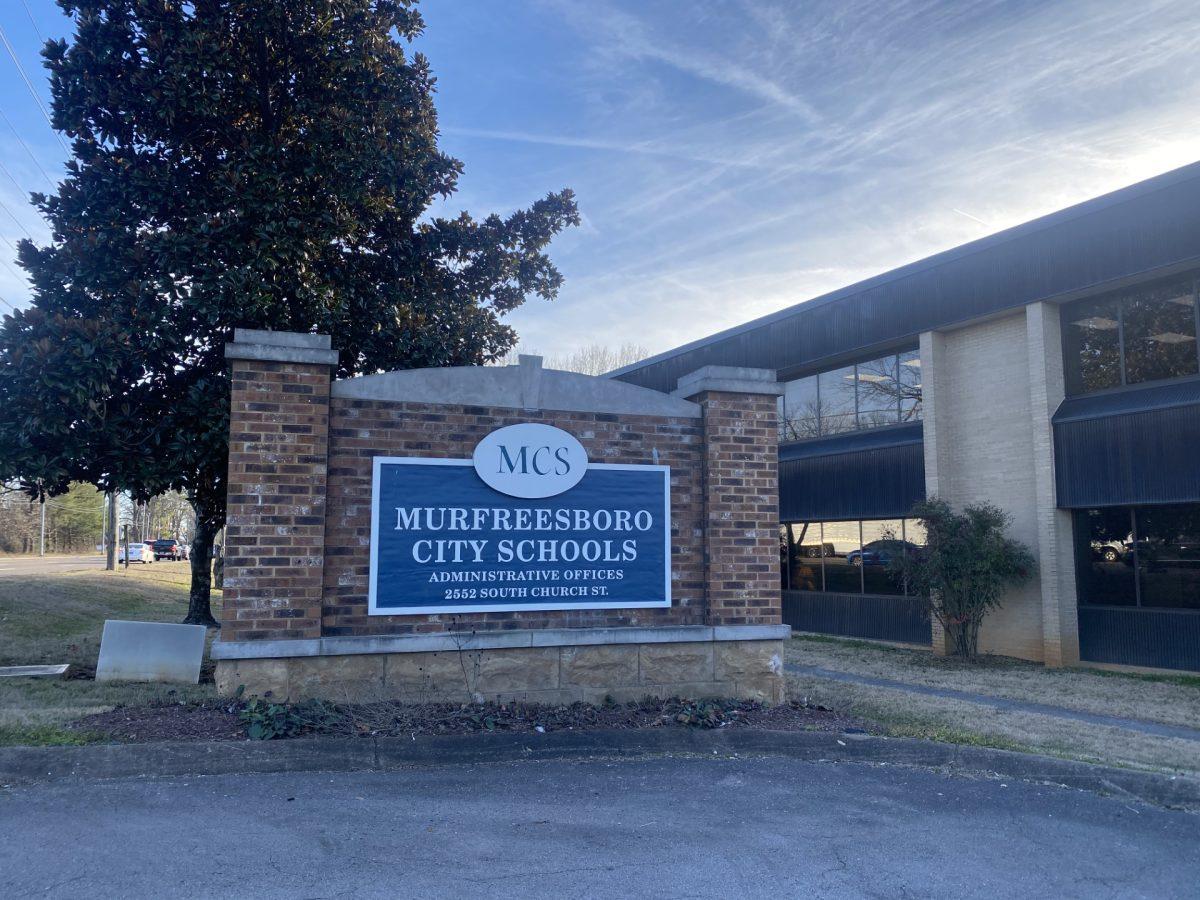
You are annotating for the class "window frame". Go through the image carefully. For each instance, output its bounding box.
[782,517,920,597]
[1062,274,1200,398]
[778,347,921,443]
[1073,504,1200,612]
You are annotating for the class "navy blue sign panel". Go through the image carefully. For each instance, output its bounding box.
[368,458,671,615]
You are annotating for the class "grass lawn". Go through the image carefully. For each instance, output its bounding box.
[787,634,1200,776]
[0,562,220,745]
[3,565,1198,771]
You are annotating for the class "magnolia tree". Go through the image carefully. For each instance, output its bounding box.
[890,498,1036,658]
[0,0,578,626]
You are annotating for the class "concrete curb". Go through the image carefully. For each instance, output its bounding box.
[2,729,1197,809]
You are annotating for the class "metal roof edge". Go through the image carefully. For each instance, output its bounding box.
[778,421,924,462]
[1052,378,1200,424]
[607,160,1200,380]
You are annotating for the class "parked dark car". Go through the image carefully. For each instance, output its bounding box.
[152,538,183,561]
[847,539,921,567]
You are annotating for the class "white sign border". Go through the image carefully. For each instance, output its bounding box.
[367,456,672,616]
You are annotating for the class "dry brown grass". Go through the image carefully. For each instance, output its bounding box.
[786,635,1200,775]
[787,635,1200,728]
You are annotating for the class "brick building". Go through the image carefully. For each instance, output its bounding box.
[214,337,789,702]
[612,162,1200,674]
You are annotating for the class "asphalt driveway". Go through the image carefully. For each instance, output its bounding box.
[2,756,1196,899]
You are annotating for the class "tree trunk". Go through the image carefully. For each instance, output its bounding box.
[105,491,116,570]
[946,616,981,658]
[184,506,222,628]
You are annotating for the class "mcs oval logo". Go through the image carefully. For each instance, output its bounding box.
[472,423,589,498]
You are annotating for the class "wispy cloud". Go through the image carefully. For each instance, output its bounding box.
[474,0,1200,357]
[542,0,824,124]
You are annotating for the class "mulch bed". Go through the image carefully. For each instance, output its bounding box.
[74,702,243,743]
[71,697,863,744]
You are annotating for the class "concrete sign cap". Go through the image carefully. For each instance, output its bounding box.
[472,423,588,498]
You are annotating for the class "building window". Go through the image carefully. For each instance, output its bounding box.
[1063,274,1199,396]
[1073,504,1200,611]
[781,518,926,597]
[778,349,923,442]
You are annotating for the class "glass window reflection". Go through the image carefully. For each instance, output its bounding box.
[1064,297,1122,395]
[778,349,924,442]
[1134,506,1200,610]
[779,378,820,441]
[820,520,862,593]
[899,350,922,423]
[780,517,927,598]
[856,355,899,428]
[818,365,857,435]
[860,519,906,595]
[1073,504,1200,611]
[1063,274,1199,397]
[1123,283,1198,386]
[1073,508,1136,607]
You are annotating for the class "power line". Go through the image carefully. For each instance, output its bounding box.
[0,292,16,312]
[0,106,58,191]
[0,229,20,256]
[19,0,46,45]
[0,22,70,155]
[0,193,34,240]
[0,154,40,209]
[0,252,28,287]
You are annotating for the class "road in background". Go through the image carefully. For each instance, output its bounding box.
[0,555,105,577]
[2,756,1196,898]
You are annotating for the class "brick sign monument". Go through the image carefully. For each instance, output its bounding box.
[213,329,788,704]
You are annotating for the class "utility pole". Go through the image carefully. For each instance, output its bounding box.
[122,523,129,570]
[105,492,117,570]
[39,496,45,557]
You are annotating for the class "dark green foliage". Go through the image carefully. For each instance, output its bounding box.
[240,696,337,741]
[0,0,579,625]
[890,498,1036,658]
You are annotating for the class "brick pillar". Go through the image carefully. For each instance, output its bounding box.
[222,329,337,642]
[677,367,784,627]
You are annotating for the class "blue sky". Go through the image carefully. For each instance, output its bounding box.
[2,1,1199,357]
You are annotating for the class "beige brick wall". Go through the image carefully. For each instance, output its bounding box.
[922,312,1046,661]
[1026,303,1080,665]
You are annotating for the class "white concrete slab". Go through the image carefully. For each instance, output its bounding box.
[0,664,69,679]
[96,620,207,684]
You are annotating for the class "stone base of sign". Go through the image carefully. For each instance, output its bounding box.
[214,626,787,705]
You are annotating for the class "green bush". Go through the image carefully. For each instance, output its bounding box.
[890,498,1036,658]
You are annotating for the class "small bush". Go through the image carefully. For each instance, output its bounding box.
[890,498,1036,658]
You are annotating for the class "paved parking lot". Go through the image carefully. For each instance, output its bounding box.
[3,755,1197,899]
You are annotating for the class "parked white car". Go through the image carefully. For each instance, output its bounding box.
[118,541,157,564]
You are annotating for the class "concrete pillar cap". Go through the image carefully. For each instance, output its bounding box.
[225,328,338,366]
[673,365,783,400]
